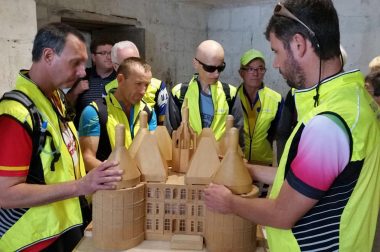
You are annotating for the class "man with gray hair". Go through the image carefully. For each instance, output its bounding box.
[105,40,168,125]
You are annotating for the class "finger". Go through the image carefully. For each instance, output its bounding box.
[98,175,122,184]
[97,160,119,171]
[97,183,117,190]
[104,168,123,176]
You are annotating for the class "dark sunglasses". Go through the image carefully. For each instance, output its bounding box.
[195,58,226,73]
[274,3,316,38]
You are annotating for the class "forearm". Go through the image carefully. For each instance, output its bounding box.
[230,195,290,228]
[83,154,102,172]
[246,163,277,185]
[0,180,81,209]
[205,182,317,230]
[1,160,122,209]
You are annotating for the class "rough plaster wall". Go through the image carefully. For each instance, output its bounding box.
[208,1,276,89]
[36,0,209,86]
[5,0,379,96]
[208,0,380,96]
[0,0,37,95]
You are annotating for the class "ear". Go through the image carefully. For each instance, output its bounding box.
[290,33,307,58]
[192,58,199,71]
[42,48,55,65]
[239,69,244,78]
[112,63,119,71]
[116,73,125,87]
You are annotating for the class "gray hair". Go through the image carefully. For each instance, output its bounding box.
[111,41,139,64]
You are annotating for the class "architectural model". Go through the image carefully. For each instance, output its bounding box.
[92,116,259,252]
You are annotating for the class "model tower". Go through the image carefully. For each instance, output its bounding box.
[172,99,197,173]
[93,124,145,250]
[205,127,259,252]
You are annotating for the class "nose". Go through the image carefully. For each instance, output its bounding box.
[272,57,280,69]
[78,63,87,79]
[211,70,220,78]
[139,86,147,96]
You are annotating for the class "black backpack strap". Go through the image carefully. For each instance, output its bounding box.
[179,82,189,105]
[221,82,236,114]
[92,98,112,161]
[142,102,153,123]
[0,90,46,184]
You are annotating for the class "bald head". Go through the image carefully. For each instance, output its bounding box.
[111,41,140,70]
[193,40,225,86]
[195,40,224,63]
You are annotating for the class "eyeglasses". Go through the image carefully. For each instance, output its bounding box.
[195,58,226,73]
[94,51,112,56]
[241,66,266,74]
[274,3,316,38]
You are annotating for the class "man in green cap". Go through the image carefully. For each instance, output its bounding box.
[237,48,283,167]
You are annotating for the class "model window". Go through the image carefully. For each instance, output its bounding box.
[164,203,170,214]
[197,205,203,217]
[197,221,203,232]
[147,203,153,214]
[155,219,160,230]
[147,187,152,198]
[156,203,160,214]
[155,188,160,199]
[179,219,186,232]
[179,204,186,215]
[164,219,171,231]
[171,204,177,215]
[146,219,152,230]
[198,190,204,200]
[180,189,187,199]
[165,188,171,199]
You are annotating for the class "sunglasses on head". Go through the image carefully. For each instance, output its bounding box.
[195,58,226,73]
[274,3,316,38]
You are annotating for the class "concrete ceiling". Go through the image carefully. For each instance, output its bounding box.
[179,0,270,7]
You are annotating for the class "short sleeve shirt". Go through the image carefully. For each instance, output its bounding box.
[286,114,350,199]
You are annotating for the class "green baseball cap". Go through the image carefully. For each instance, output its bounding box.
[240,49,265,66]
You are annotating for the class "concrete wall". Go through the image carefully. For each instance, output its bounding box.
[0,0,37,95]
[1,0,379,96]
[36,0,209,87]
[208,0,380,95]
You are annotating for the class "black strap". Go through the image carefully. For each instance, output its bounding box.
[142,102,153,123]
[179,82,189,105]
[0,90,46,184]
[92,98,111,161]
[220,82,235,114]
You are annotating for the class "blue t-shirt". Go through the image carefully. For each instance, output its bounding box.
[78,105,157,137]
[200,90,214,128]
